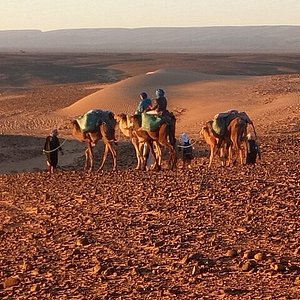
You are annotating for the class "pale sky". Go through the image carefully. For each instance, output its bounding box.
[0,0,299,31]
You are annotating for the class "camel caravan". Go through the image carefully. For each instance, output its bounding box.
[71,107,259,171]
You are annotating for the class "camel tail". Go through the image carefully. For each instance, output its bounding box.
[251,122,258,140]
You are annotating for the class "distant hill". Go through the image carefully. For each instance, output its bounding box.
[0,26,299,53]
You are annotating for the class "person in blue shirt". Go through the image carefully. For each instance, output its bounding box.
[135,92,152,115]
[180,132,193,169]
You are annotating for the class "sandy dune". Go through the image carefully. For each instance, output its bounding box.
[0,59,299,174]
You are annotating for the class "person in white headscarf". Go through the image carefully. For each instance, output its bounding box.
[43,129,64,174]
[180,132,193,169]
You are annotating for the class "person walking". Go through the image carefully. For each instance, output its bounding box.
[43,129,64,174]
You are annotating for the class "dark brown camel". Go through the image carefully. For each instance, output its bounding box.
[72,111,117,171]
[201,116,248,167]
[226,116,248,165]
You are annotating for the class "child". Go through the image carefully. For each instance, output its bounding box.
[246,133,261,164]
[43,129,64,174]
[180,133,193,169]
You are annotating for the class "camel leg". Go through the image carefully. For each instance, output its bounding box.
[131,137,142,170]
[165,143,176,170]
[208,145,214,168]
[220,147,225,166]
[98,143,109,171]
[149,142,160,170]
[85,143,94,171]
[241,140,248,165]
[107,142,117,171]
[141,143,150,170]
[226,144,232,166]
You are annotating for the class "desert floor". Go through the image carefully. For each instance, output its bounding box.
[0,53,299,299]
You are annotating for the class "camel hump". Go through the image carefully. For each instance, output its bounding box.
[75,109,115,133]
[236,111,253,124]
[212,110,241,136]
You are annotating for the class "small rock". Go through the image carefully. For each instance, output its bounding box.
[30,284,40,292]
[21,260,33,272]
[72,248,81,255]
[3,276,20,289]
[191,264,201,276]
[241,261,255,272]
[271,263,285,272]
[254,252,266,261]
[294,276,300,286]
[76,236,90,246]
[91,264,102,275]
[225,249,238,258]
[243,250,256,259]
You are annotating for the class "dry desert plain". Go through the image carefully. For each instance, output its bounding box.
[0,53,299,299]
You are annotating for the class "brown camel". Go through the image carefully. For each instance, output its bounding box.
[226,116,248,165]
[72,111,117,171]
[116,113,176,170]
[200,116,249,167]
[115,113,147,170]
[200,121,230,167]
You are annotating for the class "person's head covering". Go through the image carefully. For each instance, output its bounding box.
[181,132,190,143]
[155,88,165,98]
[140,92,148,99]
[247,132,255,140]
[50,129,58,137]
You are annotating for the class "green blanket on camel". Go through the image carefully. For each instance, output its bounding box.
[141,113,162,132]
[76,110,112,133]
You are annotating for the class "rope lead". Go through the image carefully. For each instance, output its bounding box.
[43,139,68,154]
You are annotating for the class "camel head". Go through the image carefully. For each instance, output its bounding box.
[199,125,208,137]
[114,113,127,123]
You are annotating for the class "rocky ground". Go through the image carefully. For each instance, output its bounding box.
[0,131,299,299]
[0,53,299,299]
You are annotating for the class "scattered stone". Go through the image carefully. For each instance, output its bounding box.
[271,263,285,272]
[3,276,20,289]
[241,261,255,272]
[30,284,40,292]
[254,252,266,261]
[76,236,90,246]
[91,264,102,275]
[225,249,238,258]
[243,250,256,259]
[191,264,201,276]
[294,276,300,286]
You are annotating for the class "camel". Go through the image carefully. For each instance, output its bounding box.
[200,116,248,167]
[115,113,147,170]
[226,116,248,165]
[72,110,117,171]
[115,113,176,170]
[200,121,230,167]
